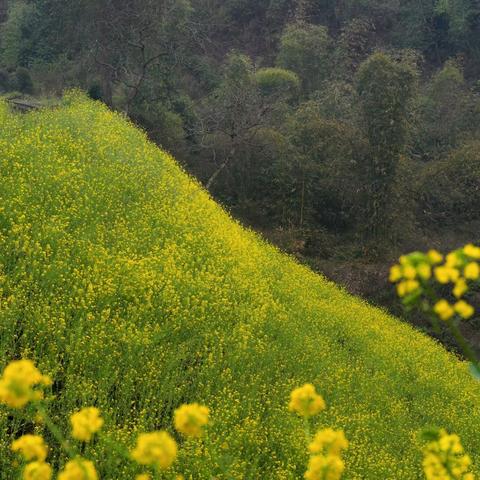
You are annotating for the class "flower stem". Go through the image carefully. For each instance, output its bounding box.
[446,318,479,368]
[36,404,77,458]
[303,417,311,445]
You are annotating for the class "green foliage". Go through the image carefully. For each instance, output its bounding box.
[87,83,104,102]
[415,60,479,158]
[1,96,480,478]
[14,67,34,94]
[435,0,480,51]
[309,81,357,121]
[276,100,366,229]
[255,67,300,100]
[333,18,376,77]
[0,1,34,67]
[0,68,10,92]
[418,140,480,225]
[357,53,416,157]
[356,52,416,238]
[277,22,332,93]
[193,52,296,205]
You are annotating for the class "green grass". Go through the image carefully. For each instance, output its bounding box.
[0,92,479,479]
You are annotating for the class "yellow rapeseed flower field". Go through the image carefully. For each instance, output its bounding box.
[1,92,480,478]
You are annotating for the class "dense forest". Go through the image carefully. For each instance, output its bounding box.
[1,0,479,327]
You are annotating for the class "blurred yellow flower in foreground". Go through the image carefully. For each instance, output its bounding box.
[289,384,326,417]
[174,403,210,438]
[131,431,177,470]
[0,360,51,408]
[70,407,104,442]
[58,458,98,480]
[23,461,52,480]
[11,435,48,461]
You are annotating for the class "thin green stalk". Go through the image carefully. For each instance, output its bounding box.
[303,417,311,445]
[446,318,479,368]
[36,404,77,458]
[99,432,131,462]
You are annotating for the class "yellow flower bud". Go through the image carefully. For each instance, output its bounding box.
[434,267,459,284]
[454,301,475,320]
[397,281,408,297]
[23,461,52,480]
[174,403,209,438]
[417,263,432,280]
[288,384,325,417]
[453,279,468,299]
[464,262,480,280]
[131,432,177,470]
[389,265,402,282]
[446,252,461,268]
[427,249,443,264]
[464,244,480,259]
[433,300,455,321]
[403,265,417,280]
[70,407,103,442]
[58,458,97,480]
[11,435,48,462]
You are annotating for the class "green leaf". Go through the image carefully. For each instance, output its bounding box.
[469,363,480,381]
[419,427,441,442]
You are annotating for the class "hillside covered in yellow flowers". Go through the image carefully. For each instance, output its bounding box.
[1,93,480,479]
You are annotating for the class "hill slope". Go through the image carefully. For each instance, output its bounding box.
[0,93,479,479]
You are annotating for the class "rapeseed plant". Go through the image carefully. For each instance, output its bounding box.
[58,458,98,480]
[289,384,326,417]
[421,429,475,480]
[0,359,51,408]
[288,384,348,480]
[0,93,479,478]
[11,435,48,461]
[22,461,53,480]
[131,431,178,470]
[174,403,210,438]
[70,407,104,442]
[0,359,477,479]
[390,244,480,376]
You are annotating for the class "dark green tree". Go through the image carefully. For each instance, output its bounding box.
[277,21,331,94]
[194,52,299,202]
[276,100,367,230]
[415,60,480,158]
[356,52,416,239]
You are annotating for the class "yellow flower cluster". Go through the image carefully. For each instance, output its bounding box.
[11,434,52,479]
[305,429,348,480]
[288,384,326,417]
[2,359,212,478]
[131,431,178,470]
[11,435,48,461]
[305,454,345,480]
[130,402,209,473]
[58,458,98,480]
[423,430,475,480]
[288,386,348,480]
[309,429,349,456]
[23,461,53,480]
[391,245,480,321]
[434,300,474,321]
[389,250,441,298]
[0,359,51,408]
[174,403,210,438]
[70,407,104,442]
